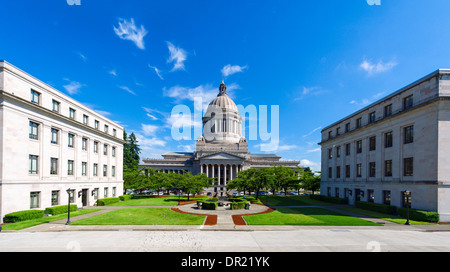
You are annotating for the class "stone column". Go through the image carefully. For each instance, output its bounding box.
[218,165,221,186]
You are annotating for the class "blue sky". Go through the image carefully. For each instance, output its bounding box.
[2,0,450,171]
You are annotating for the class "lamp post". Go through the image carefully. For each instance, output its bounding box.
[404,190,411,226]
[66,188,75,225]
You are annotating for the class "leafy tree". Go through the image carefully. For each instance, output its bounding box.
[272,165,297,196]
[302,169,321,195]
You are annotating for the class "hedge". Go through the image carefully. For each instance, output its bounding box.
[310,195,348,204]
[197,201,218,210]
[398,207,440,223]
[44,205,77,215]
[97,197,120,206]
[119,195,132,201]
[4,210,45,223]
[355,201,398,215]
[230,201,250,210]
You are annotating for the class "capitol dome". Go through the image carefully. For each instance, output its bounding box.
[202,81,243,144]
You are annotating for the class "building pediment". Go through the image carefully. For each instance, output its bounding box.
[198,152,246,161]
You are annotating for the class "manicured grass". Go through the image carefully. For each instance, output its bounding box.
[258,195,332,207]
[72,208,205,225]
[110,196,206,206]
[244,207,382,226]
[338,206,435,225]
[1,209,103,231]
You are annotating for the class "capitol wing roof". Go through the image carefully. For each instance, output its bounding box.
[198,151,246,161]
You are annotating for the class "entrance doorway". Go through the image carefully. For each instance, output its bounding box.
[81,189,88,207]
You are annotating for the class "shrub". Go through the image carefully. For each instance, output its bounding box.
[355,201,397,215]
[230,201,249,210]
[4,210,45,223]
[97,197,120,206]
[119,195,132,201]
[44,205,77,215]
[398,208,440,223]
[310,195,348,204]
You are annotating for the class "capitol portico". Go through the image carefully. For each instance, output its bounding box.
[140,82,300,192]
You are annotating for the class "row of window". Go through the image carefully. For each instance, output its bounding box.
[29,155,116,177]
[30,121,117,156]
[30,89,118,137]
[326,188,411,208]
[327,94,414,140]
[30,187,117,209]
[328,125,414,159]
[327,158,414,179]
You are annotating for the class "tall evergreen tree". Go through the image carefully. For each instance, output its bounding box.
[123,130,141,169]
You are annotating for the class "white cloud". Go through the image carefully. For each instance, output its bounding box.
[306,148,321,153]
[63,79,84,95]
[221,64,248,77]
[293,86,327,102]
[167,41,187,71]
[350,91,387,107]
[119,86,136,96]
[303,126,322,138]
[113,18,148,50]
[300,159,320,167]
[141,124,159,136]
[360,58,397,76]
[148,65,164,80]
[109,69,117,76]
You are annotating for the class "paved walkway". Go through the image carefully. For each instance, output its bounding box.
[6,203,450,233]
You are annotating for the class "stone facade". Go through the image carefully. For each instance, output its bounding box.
[140,82,299,192]
[319,69,450,222]
[0,61,124,222]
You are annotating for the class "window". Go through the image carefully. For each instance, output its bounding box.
[384,104,392,117]
[30,192,40,209]
[82,138,88,151]
[336,166,341,178]
[328,131,332,139]
[29,121,39,140]
[356,164,362,178]
[113,129,117,137]
[69,190,75,203]
[52,100,60,113]
[103,165,107,177]
[345,123,350,133]
[103,144,108,155]
[385,160,393,177]
[345,165,351,178]
[29,155,38,174]
[112,166,116,177]
[383,190,391,205]
[51,128,59,144]
[404,125,414,144]
[335,188,339,198]
[104,125,109,134]
[93,163,98,177]
[51,191,59,206]
[95,120,99,129]
[94,141,98,153]
[31,90,40,104]
[112,147,116,157]
[369,162,376,177]
[113,187,116,197]
[345,143,351,156]
[369,112,376,124]
[83,115,89,125]
[336,146,341,158]
[68,160,74,176]
[328,148,333,159]
[69,108,76,120]
[356,118,362,129]
[356,140,362,153]
[82,162,87,176]
[404,157,414,176]
[68,133,75,148]
[328,167,332,179]
[403,95,413,110]
[51,158,58,175]
[93,188,99,200]
[402,191,412,208]
[104,187,108,197]
[369,136,376,151]
[385,131,393,148]
[336,127,340,136]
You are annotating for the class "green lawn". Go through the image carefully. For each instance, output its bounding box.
[244,207,382,226]
[258,195,331,206]
[338,206,434,225]
[72,208,205,225]
[1,209,103,231]
[110,196,206,206]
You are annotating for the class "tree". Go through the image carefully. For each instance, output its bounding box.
[272,165,297,195]
[123,130,141,169]
[302,169,321,195]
